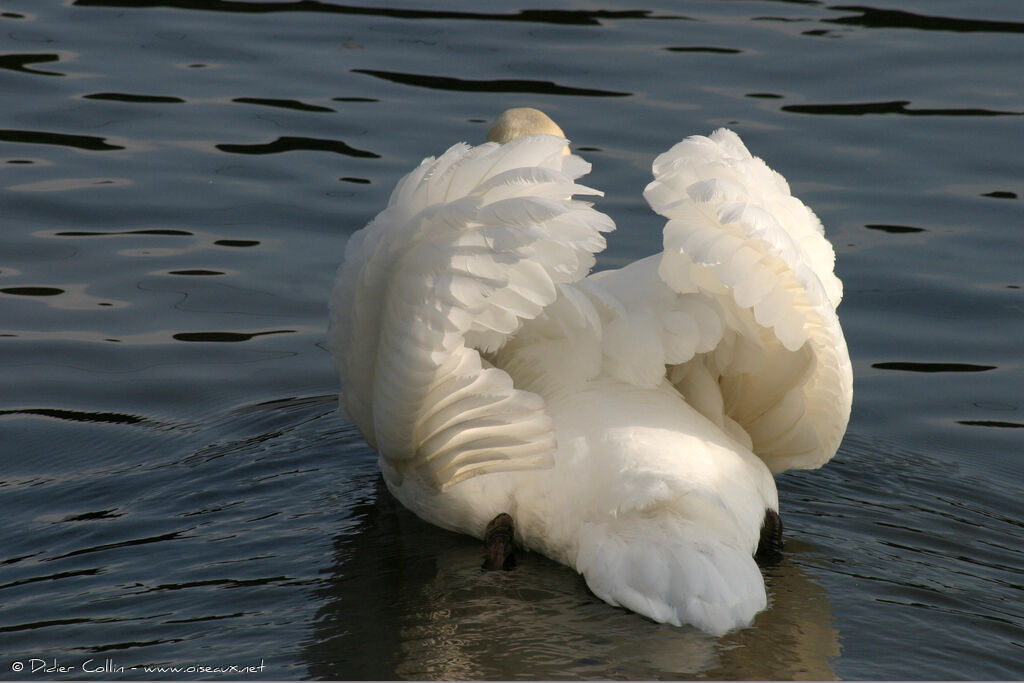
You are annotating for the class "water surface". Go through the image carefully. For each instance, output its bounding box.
[2,1,1022,679]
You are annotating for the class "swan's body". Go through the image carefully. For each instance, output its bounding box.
[329,109,852,634]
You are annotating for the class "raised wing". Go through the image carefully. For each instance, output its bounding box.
[588,129,852,473]
[328,135,614,489]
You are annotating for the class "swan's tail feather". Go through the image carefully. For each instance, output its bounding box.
[577,517,767,635]
[643,129,853,472]
[329,134,613,489]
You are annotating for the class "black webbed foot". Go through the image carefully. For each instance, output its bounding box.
[482,512,516,571]
[755,508,784,563]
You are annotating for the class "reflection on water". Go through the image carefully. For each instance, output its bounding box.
[305,478,839,680]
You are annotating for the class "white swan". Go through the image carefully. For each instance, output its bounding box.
[328,108,852,634]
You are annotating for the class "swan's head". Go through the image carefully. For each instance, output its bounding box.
[487,107,570,154]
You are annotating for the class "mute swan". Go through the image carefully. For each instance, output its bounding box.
[328,108,852,634]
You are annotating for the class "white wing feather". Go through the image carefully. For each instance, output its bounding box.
[640,128,852,472]
[329,135,613,489]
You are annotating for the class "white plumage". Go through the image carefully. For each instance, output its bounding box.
[328,108,853,634]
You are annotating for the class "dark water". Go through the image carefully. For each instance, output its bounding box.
[2,1,1022,679]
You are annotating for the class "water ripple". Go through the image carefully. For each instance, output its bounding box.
[872,361,998,373]
[957,419,1024,429]
[782,100,1022,117]
[171,330,296,343]
[47,531,192,562]
[0,53,64,76]
[82,92,185,104]
[53,229,193,237]
[232,97,334,113]
[826,6,1024,34]
[73,0,662,26]
[0,408,148,426]
[0,129,124,151]
[352,69,631,98]
[216,136,379,158]
[865,223,926,234]
[0,394,345,671]
[665,46,742,54]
